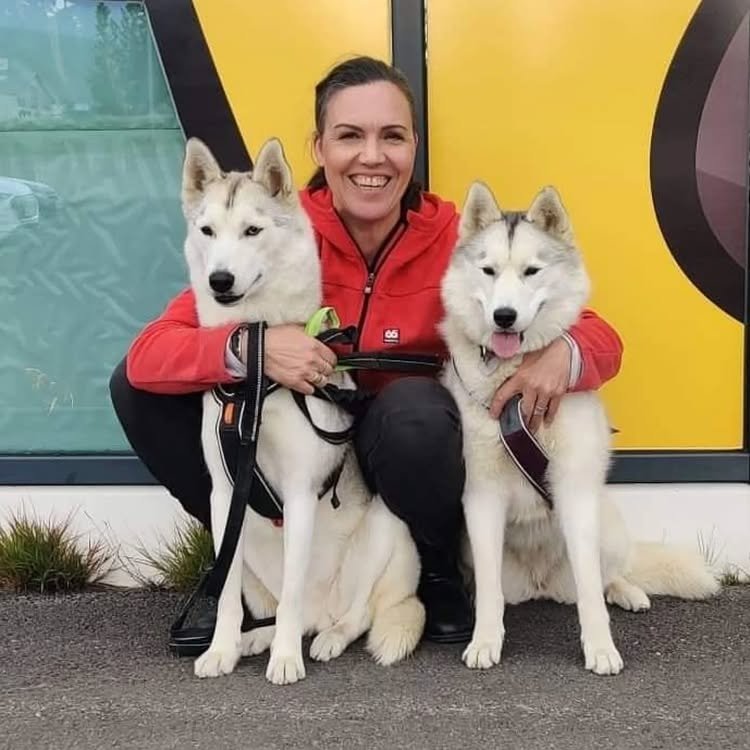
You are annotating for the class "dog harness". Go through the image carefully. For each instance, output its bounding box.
[209,309,441,525]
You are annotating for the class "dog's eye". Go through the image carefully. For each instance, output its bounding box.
[244,225,262,237]
[524,266,540,277]
[481,266,496,277]
[200,225,214,237]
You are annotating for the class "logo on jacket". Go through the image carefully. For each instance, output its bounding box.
[383,328,400,344]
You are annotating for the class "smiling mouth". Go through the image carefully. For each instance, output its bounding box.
[212,273,263,305]
[349,175,391,190]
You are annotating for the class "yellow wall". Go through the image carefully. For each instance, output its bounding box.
[427,0,745,450]
[193,0,391,185]
[191,0,744,451]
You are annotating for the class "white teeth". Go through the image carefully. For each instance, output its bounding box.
[351,175,389,188]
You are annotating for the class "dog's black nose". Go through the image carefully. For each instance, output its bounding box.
[209,270,235,293]
[493,307,517,329]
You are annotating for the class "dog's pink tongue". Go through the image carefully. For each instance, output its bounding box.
[491,332,521,358]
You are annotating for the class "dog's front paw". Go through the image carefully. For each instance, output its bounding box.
[194,644,241,678]
[310,626,349,662]
[266,648,306,685]
[582,637,624,676]
[241,626,275,656]
[462,631,504,670]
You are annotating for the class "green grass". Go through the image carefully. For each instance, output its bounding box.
[719,565,749,587]
[131,519,214,592]
[0,511,112,593]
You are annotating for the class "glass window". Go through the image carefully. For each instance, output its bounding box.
[0,0,186,452]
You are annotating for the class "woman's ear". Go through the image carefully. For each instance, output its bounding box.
[312,132,324,166]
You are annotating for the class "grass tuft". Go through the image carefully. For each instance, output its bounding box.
[131,519,214,592]
[0,511,112,593]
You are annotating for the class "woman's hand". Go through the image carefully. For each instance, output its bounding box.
[263,324,337,394]
[488,338,572,431]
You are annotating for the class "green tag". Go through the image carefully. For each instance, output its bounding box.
[304,306,341,337]
[305,307,352,372]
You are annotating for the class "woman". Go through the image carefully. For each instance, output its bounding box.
[110,56,623,645]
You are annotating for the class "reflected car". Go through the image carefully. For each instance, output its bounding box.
[19,178,63,215]
[0,177,39,236]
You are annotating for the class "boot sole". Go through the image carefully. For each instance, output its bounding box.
[423,628,473,644]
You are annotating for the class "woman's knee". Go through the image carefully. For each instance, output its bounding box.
[365,377,463,461]
[108,356,211,527]
[355,377,464,489]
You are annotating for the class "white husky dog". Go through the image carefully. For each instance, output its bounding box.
[440,181,718,676]
[181,137,423,685]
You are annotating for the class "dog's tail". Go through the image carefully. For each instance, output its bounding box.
[627,542,719,600]
[366,595,425,666]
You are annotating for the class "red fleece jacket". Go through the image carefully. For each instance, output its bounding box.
[126,188,622,394]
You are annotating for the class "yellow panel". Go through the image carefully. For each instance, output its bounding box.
[193,0,391,186]
[428,0,744,450]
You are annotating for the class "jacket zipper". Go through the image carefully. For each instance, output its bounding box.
[353,222,406,351]
[334,212,407,352]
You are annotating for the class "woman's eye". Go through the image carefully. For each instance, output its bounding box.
[200,225,214,237]
[340,132,359,140]
[385,132,405,141]
[244,225,262,237]
[481,266,495,277]
[524,266,541,277]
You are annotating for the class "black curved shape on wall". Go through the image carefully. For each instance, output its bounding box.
[650,0,749,322]
[144,0,251,171]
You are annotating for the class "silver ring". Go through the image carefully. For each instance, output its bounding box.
[533,404,548,415]
[311,372,325,386]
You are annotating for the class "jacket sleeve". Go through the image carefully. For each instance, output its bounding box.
[125,288,239,394]
[567,308,623,392]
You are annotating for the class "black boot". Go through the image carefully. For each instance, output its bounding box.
[169,595,272,657]
[417,548,474,644]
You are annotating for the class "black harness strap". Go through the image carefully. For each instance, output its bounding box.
[291,343,442,446]
[212,384,286,520]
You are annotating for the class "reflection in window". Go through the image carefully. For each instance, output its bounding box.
[0,1,187,452]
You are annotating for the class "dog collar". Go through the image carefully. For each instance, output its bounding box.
[478,346,502,375]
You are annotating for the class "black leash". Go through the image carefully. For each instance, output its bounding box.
[169,322,275,651]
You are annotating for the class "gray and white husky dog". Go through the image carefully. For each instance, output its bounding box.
[439,181,718,675]
[182,137,423,685]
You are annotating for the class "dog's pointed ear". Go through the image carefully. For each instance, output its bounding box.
[182,138,222,216]
[252,138,295,201]
[526,186,574,243]
[458,181,502,243]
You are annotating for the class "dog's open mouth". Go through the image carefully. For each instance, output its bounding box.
[214,293,244,306]
[490,331,524,358]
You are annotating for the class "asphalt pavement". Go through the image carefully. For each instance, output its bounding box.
[2,588,749,750]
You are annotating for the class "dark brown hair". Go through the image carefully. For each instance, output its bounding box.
[307,56,421,209]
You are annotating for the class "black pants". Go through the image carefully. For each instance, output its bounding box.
[109,360,466,566]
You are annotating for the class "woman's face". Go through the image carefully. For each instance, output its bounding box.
[314,81,417,228]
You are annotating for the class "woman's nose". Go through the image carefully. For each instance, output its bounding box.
[360,135,385,165]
